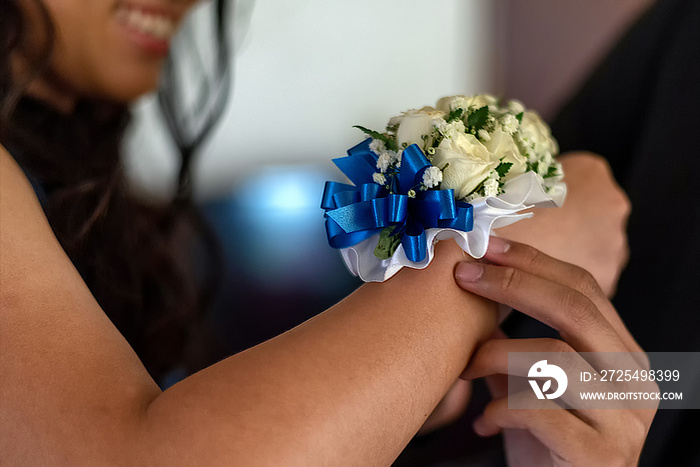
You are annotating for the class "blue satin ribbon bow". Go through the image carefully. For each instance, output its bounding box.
[321,139,474,262]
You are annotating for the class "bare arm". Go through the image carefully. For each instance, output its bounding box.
[0,148,497,466]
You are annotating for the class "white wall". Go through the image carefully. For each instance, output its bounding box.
[125,0,494,200]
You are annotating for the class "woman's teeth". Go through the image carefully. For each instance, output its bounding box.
[116,7,176,40]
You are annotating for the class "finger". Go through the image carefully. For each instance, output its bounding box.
[484,373,508,399]
[474,394,602,461]
[485,236,605,303]
[476,395,647,466]
[461,338,615,420]
[485,237,642,353]
[463,337,655,424]
[474,399,613,465]
[455,260,625,353]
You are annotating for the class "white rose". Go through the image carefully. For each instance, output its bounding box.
[519,110,558,158]
[507,99,525,115]
[483,128,527,180]
[436,94,498,113]
[432,132,497,199]
[396,107,446,149]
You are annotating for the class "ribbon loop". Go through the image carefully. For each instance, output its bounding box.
[331,139,378,186]
[401,221,427,262]
[397,144,431,193]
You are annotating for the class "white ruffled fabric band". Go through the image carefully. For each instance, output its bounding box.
[338,171,566,282]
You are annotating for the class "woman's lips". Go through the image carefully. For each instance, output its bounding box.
[115,4,178,56]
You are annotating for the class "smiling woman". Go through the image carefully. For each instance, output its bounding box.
[30,0,190,102]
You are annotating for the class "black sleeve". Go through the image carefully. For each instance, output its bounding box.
[523,2,700,465]
[551,0,689,187]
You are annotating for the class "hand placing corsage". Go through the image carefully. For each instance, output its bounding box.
[321,95,566,282]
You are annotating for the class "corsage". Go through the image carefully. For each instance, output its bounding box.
[321,95,566,282]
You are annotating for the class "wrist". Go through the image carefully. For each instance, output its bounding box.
[365,238,499,355]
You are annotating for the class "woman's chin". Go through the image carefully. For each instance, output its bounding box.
[85,63,163,103]
[95,78,160,103]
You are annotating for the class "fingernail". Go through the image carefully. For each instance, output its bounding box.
[473,416,487,436]
[488,236,511,254]
[459,367,473,381]
[455,262,483,282]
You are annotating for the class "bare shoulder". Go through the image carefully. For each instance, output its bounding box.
[0,142,43,207]
[0,142,100,332]
[0,143,69,287]
[0,142,131,338]
[0,145,159,463]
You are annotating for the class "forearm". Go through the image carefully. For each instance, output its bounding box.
[496,152,630,296]
[142,240,497,466]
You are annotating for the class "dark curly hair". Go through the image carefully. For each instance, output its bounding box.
[0,0,230,382]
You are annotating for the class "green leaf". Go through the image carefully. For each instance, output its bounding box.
[515,112,524,123]
[353,125,398,152]
[446,107,465,122]
[353,125,383,140]
[495,161,513,178]
[543,165,560,179]
[374,227,402,260]
[467,106,490,131]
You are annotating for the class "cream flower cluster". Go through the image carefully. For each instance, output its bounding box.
[363,94,562,202]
